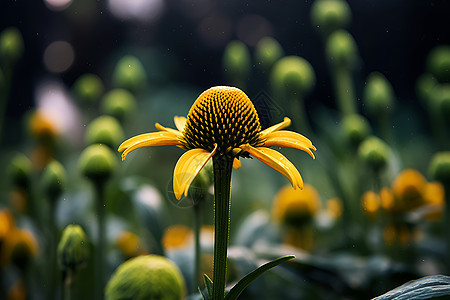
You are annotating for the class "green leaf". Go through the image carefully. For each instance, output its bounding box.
[373,275,450,300]
[203,274,214,300]
[224,255,295,300]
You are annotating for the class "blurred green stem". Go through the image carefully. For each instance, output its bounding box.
[47,202,57,300]
[193,201,203,292]
[333,66,356,116]
[289,94,311,136]
[95,182,106,300]
[63,269,74,300]
[212,156,233,300]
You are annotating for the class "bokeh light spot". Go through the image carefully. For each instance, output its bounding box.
[108,0,164,22]
[43,41,75,73]
[44,0,73,11]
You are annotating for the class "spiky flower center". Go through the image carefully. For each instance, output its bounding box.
[182,86,262,156]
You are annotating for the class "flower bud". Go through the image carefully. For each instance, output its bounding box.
[341,113,371,146]
[2,229,39,269]
[112,55,147,92]
[223,40,251,83]
[358,136,390,171]
[254,37,284,72]
[326,30,357,67]
[415,73,438,105]
[79,144,117,183]
[364,72,395,116]
[57,224,89,271]
[101,89,136,121]
[41,160,66,201]
[429,152,450,185]
[72,73,104,104]
[0,27,24,64]
[426,45,450,83]
[8,153,32,189]
[85,115,124,149]
[271,56,316,97]
[105,255,186,300]
[310,0,351,35]
[433,84,450,118]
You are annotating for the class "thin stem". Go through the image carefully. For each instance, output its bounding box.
[289,94,311,136]
[193,202,203,292]
[212,156,233,300]
[94,182,106,300]
[63,269,74,300]
[47,200,57,300]
[333,66,356,117]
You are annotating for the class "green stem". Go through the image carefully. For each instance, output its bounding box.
[289,94,311,136]
[63,269,74,300]
[333,66,356,116]
[212,156,233,300]
[47,200,57,300]
[94,182,106,300]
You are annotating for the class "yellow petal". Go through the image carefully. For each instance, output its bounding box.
[259,117,291,137]
[240,144,303,189]
[118,132,181,161]
[264,131,317,159]
[155,123,183,137]
[233,158,241,169]
[174,116,187,132]
[173,144,217,200]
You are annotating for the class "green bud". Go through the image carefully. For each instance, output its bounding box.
[85,115,124,149]
[8,153,32,189]
[433,84,450,118]
[101,89,136,121]
[358,136,390,171]
[426,45,450,83]
[112,55,147,93]
[364,72,395,116]
[41,160,66,201]
[223,40,251,80]
[326,30,358,67]
[254,37,284,72]
[0,27,24,64]
[416,73,438,104]
[189,160,212,202]
[73,73,104,104]
[310,0,351,34]
[57,224,89,271]
[429,152,450,185]
[271,56,316,97]
[79,144,117,183]
[106,255,186,300]
[342,114,371,146]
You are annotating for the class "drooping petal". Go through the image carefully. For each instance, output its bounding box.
[259,117,291,137]
[173,144,217,200]
[264,131,317,159]
[174,116,187,132]
[240,144,303,189]
[233,158,241,169]
[118,132,182,161]
[155,123,183,137]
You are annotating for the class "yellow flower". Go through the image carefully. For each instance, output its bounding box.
[361,190,381,219]
[119,86,316,200]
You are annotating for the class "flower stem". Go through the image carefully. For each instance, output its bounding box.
[333,66,356,116]
[193,202,203,292]
[212,156,233,300]
[94,182,106,300]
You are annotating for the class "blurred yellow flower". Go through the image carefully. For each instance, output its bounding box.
[272,184,321,225]
[118,86,316,200]
[115,231,148,258]
[1,228,39,268]
[162,225,194,251]
[29,109,60,140]
[391,169,427,211]
[326,197,343,219]
[361,190,381,219]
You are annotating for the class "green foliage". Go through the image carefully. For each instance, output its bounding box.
[8,153,32,188]
[364,72,395,116]
[85,115,124,149]
[310,0,352,35]
[112,55,147,93]
[78,144,117,183]
[41,160,66,201]
[254,37,284,72]
[271,56,316,97]
[0,27,24,64]
[73,73,105,104]
[101,89,137,121]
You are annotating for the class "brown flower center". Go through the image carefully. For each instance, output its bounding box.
[182,86,262,156]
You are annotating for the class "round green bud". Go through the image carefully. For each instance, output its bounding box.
[326,30,358,67]
[112,55,147,93]
[342,114,371,146]
[85,115,124,149]
[73,73,104,104]
[364,72,395,116]
[8,153,32,189]
[223,40,251,78]
[310,0,351,34]
[430,152,450,185]
[358,136,390,171]
[41,160,66,201]
[432,84,450,118]
[79,144,117,183]
[105,255,186,300]
[57,224,89,271]
[101,89,137,121]
[416,73,438,104]
[254,37,284,72]
[0,27,24,64]
[271,56,316,97]
[426,45,450,83]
